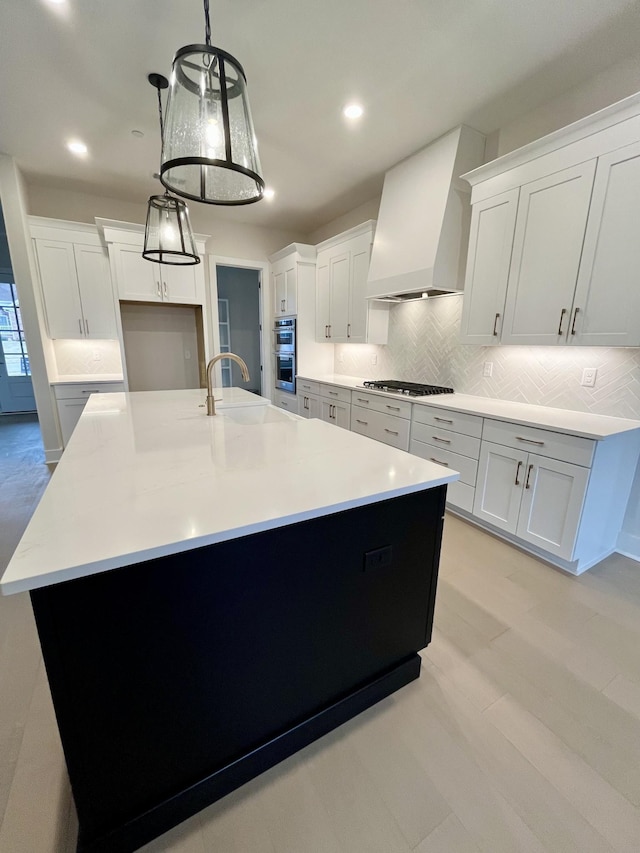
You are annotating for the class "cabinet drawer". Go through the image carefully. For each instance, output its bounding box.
[412,404,482,438]
[53,382,124,400]
[297,378,320,395]
[409,439,477,487]
[446,480,475,513]
[411,421,481,460]
[351,391,412,419]
[319,383,352,404]
[482,419,594,467]
[351,406,410,451]
[273,392,297,412]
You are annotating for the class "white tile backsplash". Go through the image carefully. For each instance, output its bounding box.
[334,294,640,419]
[53,339,123,378]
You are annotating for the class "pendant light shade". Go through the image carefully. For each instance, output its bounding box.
[159,0,264,205]
[143,73,200,266]
[142,193,200,265]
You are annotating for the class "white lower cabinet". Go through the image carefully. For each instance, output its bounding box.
[298,392,320,419]
[273,390,297,413]
[54,382,124,447]
[320,398,350,429]
[473,442,526,532]
[351,406,409,451]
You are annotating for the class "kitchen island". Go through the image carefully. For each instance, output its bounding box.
[1,388,457,853]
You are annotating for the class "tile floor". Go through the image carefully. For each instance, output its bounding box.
[2,415,640,851]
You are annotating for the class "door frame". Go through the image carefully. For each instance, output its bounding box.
[207,256,270,397]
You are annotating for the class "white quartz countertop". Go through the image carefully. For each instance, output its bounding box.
[297,374,640,440]
[1,387,457,595]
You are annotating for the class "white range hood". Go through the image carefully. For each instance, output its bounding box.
[367,126,485,301]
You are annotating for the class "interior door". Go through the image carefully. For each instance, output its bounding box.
[570,140,640,346]
[515,454,589,560]
[0,281,36,412]
[473,441,527,533]
[74,245,117,339]
[501,161,596,345]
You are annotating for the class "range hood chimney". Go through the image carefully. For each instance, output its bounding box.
[367,126,485,301]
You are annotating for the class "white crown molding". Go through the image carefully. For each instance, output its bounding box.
[316,220,376,252]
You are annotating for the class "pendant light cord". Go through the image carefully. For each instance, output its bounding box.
[155,84,165,179]
[204,0,212,46]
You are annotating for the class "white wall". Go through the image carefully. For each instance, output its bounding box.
[308,196,381,245]
[26,184,307,260]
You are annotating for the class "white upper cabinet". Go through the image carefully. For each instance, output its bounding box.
[570,140,640,347]
[113,244,203,305]
[500,161,596,346]
[34,236,117,340]
[459,189,519,344]
[315,222,388,345]
[162,263,201,305]
[272,257,298,316]
[461,92,640,347]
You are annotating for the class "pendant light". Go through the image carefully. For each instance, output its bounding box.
[142,73,200,266]
[160,0,265,205]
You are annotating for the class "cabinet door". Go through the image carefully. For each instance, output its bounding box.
[273,268,287,315]
[57,398,87,446]
[333,400,351,430]
[284,266,297,314]
[516,454,589,560]
[320,399,334,425]
[347,237,371,343]
[329,252,350,342]
[298,393,320,419]
[35,240,84,339]
[73,245,117,339]
[315,253,331,341]
[501,161,596,345]
[459,189,519,344]
[114,246,161,302]
[570,141,640,347]
[473,441,527,533]
[162,262,201,305]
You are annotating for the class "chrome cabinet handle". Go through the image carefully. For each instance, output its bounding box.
[434,416,453,424]
[571,307,580,335]
[328,391,338,396]
[85,318,89,335]
[432,435,451,443]
[81,389,101,393]
[516,436,544,446]
[347,323,351,338]
[325,325,328,338]
[156,280,161,298]
[356,398,369,404]
[525,463,534,490]
[384,428,399,435]
[493,313,500,336]
[328,324,331,338]
[515,460,522,486]
[430,458,449,466]
[78,318,83,334]
[356,419,368,425]
[386,405,400,411]
[163,281,168,298]
[557,308,567,336]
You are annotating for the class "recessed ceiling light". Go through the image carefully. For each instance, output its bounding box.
[47,0,67,4]
[263,187,275,200]
[67,140,88,156]
[343,103,364,119]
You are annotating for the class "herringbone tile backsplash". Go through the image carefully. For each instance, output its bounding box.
[334,294,640,419]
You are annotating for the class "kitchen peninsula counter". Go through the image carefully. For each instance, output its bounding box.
[1,388,456,853]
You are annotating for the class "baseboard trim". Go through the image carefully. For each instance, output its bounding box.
[616,531,640,563]
[45,447,62,465]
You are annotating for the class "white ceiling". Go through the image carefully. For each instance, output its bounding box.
[1,0,640,233]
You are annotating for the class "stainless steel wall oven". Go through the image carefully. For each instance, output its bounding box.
[273,317,296,393]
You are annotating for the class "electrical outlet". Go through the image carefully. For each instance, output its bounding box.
[483,361,493,378]
[581,367,597,387]
[184,349,191,360]
[92,350,101,362]
[371,353,378,365]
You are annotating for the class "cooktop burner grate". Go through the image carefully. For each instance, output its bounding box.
[362,380,454,397]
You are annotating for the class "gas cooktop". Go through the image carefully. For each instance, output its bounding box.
[362,380,454,397]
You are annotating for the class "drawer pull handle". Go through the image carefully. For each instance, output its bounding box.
[432,435,451,443]
[356,419,368,425]
[516,436,544,446]
[525,463,534,490]
[515,460,522,486]
[557,308,567,336]
[386,405,400,411]
[493,313,500,336]
[430,458,449,466]
[434,416,453,424]
[571,307,580,335]
[328,391,338,396]
[81,389,101,393]
[356,398,369,404]
[384,429,399,435]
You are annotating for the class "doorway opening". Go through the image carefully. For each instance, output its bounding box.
[215,266,262,395]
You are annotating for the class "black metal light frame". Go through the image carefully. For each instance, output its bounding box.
[142,73,200,266]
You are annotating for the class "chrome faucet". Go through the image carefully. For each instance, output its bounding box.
[205,353,250,416]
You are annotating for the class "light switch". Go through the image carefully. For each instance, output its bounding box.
[581,367,597,387]
[371,353,377,365]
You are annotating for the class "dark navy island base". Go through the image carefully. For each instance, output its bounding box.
[30,486,447,853]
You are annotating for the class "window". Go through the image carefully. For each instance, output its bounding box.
[0,282,30,377]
